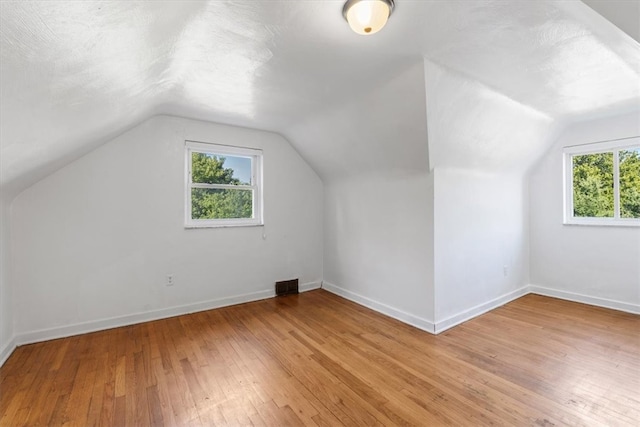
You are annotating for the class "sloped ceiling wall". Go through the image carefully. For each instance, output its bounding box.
[419,1,639,120]
[582,0,640,43]
[0,0,419,196]
[1,1,639,197]
[424,60,560,174]
[286,60,429,183]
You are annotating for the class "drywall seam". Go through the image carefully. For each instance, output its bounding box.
[0,335,16,368]
[434,286,530,334]
[529,284,640,314]
[13,281,321,348]
[321,281,436,334]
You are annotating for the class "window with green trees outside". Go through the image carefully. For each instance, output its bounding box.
[185,141,263,228]
[564,138,640,226]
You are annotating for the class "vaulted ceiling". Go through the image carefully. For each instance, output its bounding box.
[1,1,639,196]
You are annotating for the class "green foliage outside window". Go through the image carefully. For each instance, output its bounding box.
[191,153,252,220]
[620,149,640,218]
[572,153,614,217]
[572,149,640,219]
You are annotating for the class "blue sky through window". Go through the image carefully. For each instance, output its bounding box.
[220,155,251,184]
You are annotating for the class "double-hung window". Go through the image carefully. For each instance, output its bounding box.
[564,137,640,226]
[185,141,263,228]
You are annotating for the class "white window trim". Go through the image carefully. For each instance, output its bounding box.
[563,136,640,227]
[185,140,263,228]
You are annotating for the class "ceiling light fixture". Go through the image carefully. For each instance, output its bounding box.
[343,0,395,35]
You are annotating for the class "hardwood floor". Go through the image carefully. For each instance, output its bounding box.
[1,290,638,426]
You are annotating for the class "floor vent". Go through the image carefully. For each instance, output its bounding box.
[275,279,299,296]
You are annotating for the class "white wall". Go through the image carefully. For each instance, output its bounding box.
[323,171,435,328]
[423,60,537,331]
[433,168,529,330]
[286,61,435,330]
[0,197,14,363]
[11,115,323,338]
[529,112,640,311]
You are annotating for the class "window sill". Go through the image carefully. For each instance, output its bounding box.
[563,219,640,228]
[185,221,264,229]
[185,225,264,229]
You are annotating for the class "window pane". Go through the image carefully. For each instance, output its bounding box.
[572,152,614,218]
[620,148,640,219]
[192,152,252,185]
[191,188,253,220]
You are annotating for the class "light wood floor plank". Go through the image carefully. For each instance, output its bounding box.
[1,291,638,426]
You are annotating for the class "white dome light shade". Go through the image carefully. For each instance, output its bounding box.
[343,0,395,35]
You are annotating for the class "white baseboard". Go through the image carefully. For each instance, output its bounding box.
[321,281,529,335]
[300,281,322,292]
[0,336,16,368]
[14,281,322,348]
[529,285,640,315]
[434,286,530,334]
[4,280,635,368]
[321,282,638,336]
[321,281,436,334]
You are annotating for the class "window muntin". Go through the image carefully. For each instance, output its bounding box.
[185,141,263,228]
[564,138,640,226]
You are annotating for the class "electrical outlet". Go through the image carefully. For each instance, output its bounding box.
[503,265,509,277]
[166,274,174,286]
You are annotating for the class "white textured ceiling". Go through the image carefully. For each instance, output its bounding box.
[1,1,639,195]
